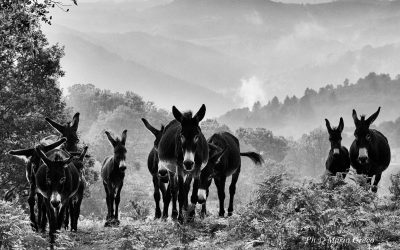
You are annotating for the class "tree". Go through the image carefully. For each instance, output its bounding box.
[0,0,78,199]
[200,119,231,139]
[284,128,329,177]
[236,128,289,162]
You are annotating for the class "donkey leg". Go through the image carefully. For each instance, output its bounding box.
[103,182,112,221]
[228,170,240,216]
[214,176,226,217]
[28,184,38,231]
[37,195,47,232]
[170,174,178,220]
[372,173,382,193]
[44,200,56,244]
[188,177,198,221]
[161,182,170,219]
[114,184,123,224]
[64,201,71,230]
[72,197,83,231]
[177,175,186,223]
[152,175,162,219]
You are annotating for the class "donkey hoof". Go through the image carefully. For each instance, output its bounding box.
[104,220,112,227]
[371,186,378,193]
[31,222,38,232]
[172,211,178,220]
[228,212,233,217]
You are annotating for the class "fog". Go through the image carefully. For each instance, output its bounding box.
[44,0,400,123]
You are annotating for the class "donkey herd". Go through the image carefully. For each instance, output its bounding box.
[7,104,391,244]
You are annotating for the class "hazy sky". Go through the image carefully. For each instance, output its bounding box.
[78,0,334,3]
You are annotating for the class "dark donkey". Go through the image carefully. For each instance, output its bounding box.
[350,107,391,192]
[324,118,350,178]
[197,132,264,217]
[35,147,80,244]
[158,105,209,223]
[8,137,67,231]
[141,118,175,219]
[64,146,89,231]
[101,130,128,226]
[43,112,80,152]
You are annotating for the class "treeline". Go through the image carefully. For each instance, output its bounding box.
[219,72,400,137]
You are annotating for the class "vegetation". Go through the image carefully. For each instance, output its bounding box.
[219,73,400,137]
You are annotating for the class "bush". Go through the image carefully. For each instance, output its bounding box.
[389,171,400,202]
[227,173,400,249]
[0,200,47,249]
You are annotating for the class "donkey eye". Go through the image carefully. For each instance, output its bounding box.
[47,179,51,186]
[180,135,185,142]
[194,135,199,143]
[60,177,66,184]
[366,134,371,141]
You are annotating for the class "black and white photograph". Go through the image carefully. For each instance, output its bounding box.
[1,0,400,249]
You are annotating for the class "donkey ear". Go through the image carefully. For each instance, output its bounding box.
[338,117,344,132]
[141,118,159,136]
[35,147,52,166]
[172,106,183,122]
[325,119,332,133]
[121,130,127,145]
[71,112,80,130]
[8,148,35,162]
[366,107,381,125]
[194,104,206,122]
[45,117,65,134]
[79,146,89,161]
[352,109,359,125]
[42,137,67,152]
[105,131,117,147]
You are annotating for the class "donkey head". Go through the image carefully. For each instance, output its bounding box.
[45,112,80,152]
[197,144,226,204]
[325,117,344,156]
[141,118,165,151]
[172,104,206,172]
[105,130,128,171]
[35,147,74,209]
[72,146,89,171]
[352,107,381,164]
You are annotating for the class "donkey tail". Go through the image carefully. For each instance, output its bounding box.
[240,152,264,166]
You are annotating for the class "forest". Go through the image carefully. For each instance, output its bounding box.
[1,1,400,249]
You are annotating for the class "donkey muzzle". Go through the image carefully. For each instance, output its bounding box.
[358,148,369,164]
[333,148,340,155]
[183,160,194,171]
[197,189,207,204]
[50,192,61,208]
[158,168,168,178]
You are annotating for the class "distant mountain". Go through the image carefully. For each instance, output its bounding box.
[218,73,400,137]
[45,29,235,116]
[45,0,400,116]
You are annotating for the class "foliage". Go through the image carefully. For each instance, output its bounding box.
[389,171,400,202]
[0,0,75,200]
[219,72,400,136]
[0,200,47,249]
[284,128,330,177]
[200,119,231,139]
[227,173,400,249]
[236,127,289,162]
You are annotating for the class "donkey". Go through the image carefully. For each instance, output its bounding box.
[158,105,209,223]
[64,146,88,231]
[101,130,128,226]
[350,107,391,192]
[44,112,80,152]
[141,118,175,219]
[8,137,67,231]
[324,118,350,178]
[197,132,264,217]
[34,147,80,244]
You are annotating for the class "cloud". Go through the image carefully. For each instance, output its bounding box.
[236,76,268,109]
